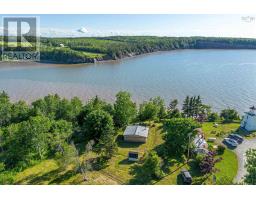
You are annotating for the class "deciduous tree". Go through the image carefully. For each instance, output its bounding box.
[220,108,240,123]
[163,118,200,157]
[244,149,256,185]
[113,91,136,128]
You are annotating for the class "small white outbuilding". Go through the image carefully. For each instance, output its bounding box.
[123,125,149,143]
[241,106,256,132]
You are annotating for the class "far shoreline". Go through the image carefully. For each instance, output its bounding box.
[1,48,256,66]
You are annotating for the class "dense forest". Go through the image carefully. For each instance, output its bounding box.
[1,36,256,63]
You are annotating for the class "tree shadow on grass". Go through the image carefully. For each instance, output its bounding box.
[175,160,207,185]
[90,157,109,171]
[128,151,184,185]
[187,160,210,185]
[187,160,202,177]
[26,168,62,184]
[25,168,76,185]
[118,158,135,165]
[128,164,153,185]
[176,174,184,185]
[153,143,186,173]
[15,172,42,185]
[116,135,143,148]
[49,170,75,184]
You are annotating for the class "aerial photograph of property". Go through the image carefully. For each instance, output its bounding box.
[0,13,256,188]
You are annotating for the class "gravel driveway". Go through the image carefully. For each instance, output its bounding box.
[232,138,256,183]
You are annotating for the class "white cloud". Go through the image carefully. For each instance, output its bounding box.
[77,27,88,33]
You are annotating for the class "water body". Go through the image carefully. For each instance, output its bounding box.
[0,49,256,114]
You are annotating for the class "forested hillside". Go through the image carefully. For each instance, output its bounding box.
[1,36,256,63]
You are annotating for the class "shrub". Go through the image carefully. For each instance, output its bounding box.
[195,154,205,167]
[217,145,226,155]
[192,175,207,185]
[220,108,240,123]
[216,131,225,137]
[0,172,15,184]
[0,162,5,172]
[208,143,214,151]
[210,130,217,135]
[130,151,163,184]
[208,112,219,122]
[199,151,222,174]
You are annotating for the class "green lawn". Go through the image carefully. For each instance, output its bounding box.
[8,122,239,185]
[0,41,33,47]
[201,122,239,184]
[202,121,241,138]
[214,149,238,184]
[82,51,105,59]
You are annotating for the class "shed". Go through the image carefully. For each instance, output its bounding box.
[123,125,149,143]
[128,151,139,161]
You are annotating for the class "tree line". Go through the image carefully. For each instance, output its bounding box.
[1,36,256,63]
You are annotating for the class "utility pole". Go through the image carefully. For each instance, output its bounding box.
[187,132,192,162]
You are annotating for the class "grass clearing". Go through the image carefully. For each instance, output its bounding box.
[202,122,240,138]
[12,123,165,185]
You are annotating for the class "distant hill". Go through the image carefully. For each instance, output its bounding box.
[1,36,256,64]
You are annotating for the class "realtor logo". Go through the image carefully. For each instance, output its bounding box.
[2,17,40,61]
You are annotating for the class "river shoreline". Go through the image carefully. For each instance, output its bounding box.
[1,48,256,66]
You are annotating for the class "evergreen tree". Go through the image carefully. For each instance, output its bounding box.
[182,96,190,117]
[195,95,202,118]
[168,99,178,111]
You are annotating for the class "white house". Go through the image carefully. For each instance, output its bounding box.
[193,133,208,149]
[123,125,149,143]
[193,128,208,154]
[241,106,256,131]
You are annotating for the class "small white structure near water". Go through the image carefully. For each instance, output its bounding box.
[123,125,149,143]
[241,106,256,131]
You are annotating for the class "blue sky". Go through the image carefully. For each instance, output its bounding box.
[1,14,256,38]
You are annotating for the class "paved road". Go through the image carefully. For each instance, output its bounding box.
[232,138,256,183]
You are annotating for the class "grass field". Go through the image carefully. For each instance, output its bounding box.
[9,122,239,185]
[202,121,241,138]
[0,41,33,47]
